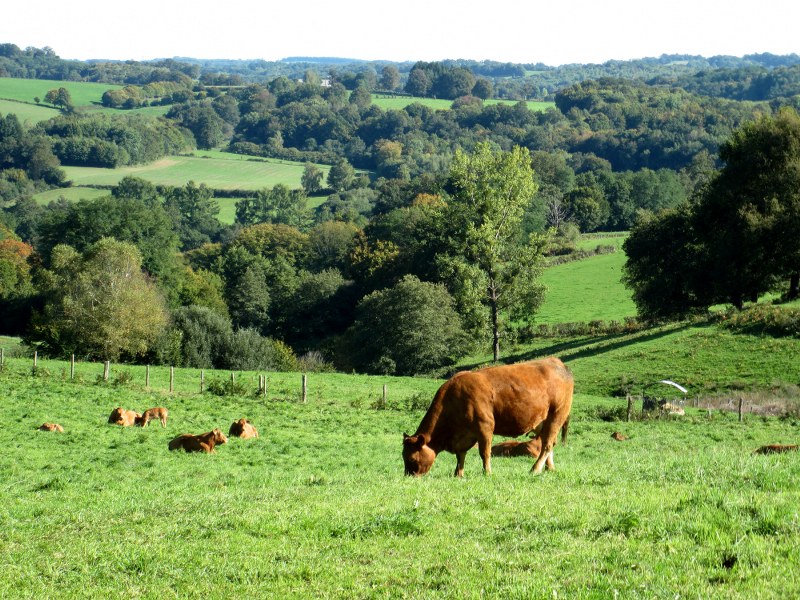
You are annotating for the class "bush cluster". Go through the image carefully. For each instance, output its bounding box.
[712,304,800,338]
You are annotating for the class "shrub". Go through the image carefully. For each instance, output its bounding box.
[337,275,471,376]
[205,375,250,397]
[222,328,298,372]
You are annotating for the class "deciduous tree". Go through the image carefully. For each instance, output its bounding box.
[29,238,168,360]
[440,143,548,361]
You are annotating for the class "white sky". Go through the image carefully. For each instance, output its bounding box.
[4,0,799,66]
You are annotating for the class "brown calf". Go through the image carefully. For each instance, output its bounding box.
[136,407,168,428]
[38,423,64,432]
[228,418,259,439]
[108,407,140,427]
[168,429,228,453]
[753,444,798,455]
[491,437,543,457]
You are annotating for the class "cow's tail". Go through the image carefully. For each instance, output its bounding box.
[561,416,570,445]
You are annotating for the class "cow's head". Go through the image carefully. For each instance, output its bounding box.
[212,428,228,445]
[402,433,435,476]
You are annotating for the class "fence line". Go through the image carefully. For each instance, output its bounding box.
[1,352,440,410]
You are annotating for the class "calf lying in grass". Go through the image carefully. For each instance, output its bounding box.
[168,429,228,453]
[491,437,543,457]
[38,423,64,432]
[108,407,140,427]
[753,444,798,455]
[228,418,258,439]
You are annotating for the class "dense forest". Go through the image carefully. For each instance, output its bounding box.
[2,44,800,376]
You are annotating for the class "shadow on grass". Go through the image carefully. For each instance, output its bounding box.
[483,322,698,368]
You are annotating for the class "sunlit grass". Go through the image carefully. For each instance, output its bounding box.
[0,360,798,598]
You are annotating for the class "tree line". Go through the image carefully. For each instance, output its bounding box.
[1,143,550,376]
[623,108,800,317]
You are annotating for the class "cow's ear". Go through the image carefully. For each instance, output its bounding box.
[403,432,411,441]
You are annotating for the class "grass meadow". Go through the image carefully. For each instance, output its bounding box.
[0,77,120,108]
[0,354,798,599]
[0,99,59,125]
[61,153,331,192]
[371,94,555,113]
[537,251,636,325]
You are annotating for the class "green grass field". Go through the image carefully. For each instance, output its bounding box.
[33,186,110,205]
[1,353,798,598]
[371,93,554,112]
[0,98,59,125]
[0,77,171,120]
[0,77,121,107]
[61,153,331,191]
[537,251,636,325]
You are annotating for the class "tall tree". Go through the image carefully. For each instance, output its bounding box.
[301,162,324,195]
[696,107,800,305]
[380,65,400,91]
[440,143,548,361]
[29,239,168,360]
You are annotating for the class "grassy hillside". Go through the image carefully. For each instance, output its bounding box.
[371,93,554,112]
[0,98,59,125]
[0,77,170,120]
[0,77,121,107]
[537,250,636,325]
[33,186,109,204]
[0,358,797,598]
[61,152,331,191]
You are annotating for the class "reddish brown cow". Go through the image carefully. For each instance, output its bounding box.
[168,429,228,453]
[228,418,259,439]
[38,423,64,432]
[403,357,574,477]
[753,444,798,455]
[136,407,168,428]
[611,431,628,441]
[108,407,140,427]
[491,437,543,457]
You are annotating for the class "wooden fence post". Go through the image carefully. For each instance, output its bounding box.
[263,374,267,398]
[145,365,150,389]
[103,361,110,381]
[383,384,388,408]
[200,370,204,393]
[70,354,75,380]
[738,397,744,422]
[626,394,633,422]
[0,348,4,370]
[33,351,38,368]
[170,366,174,393]
[302,374,307,403]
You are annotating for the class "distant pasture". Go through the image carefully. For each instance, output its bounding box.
[371,93,555,112]
[61,153,331,192]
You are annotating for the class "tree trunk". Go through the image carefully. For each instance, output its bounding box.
[789,271,800,300]
[490,286,500,363]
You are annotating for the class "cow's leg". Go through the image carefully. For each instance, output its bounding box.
[545,450,555,471]
[478,432,493,475]
[454,451,467,477]
[531,421,558,474]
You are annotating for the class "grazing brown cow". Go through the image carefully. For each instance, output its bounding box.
[611,431,628,441]
[136,407,168,428]
[108,407,140,427]
[228,418,259,439]
[168,429,228,453]
[491,436,543,457]
[38,423,64,432]
[403,357,574,477]
[753,444,799,455]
